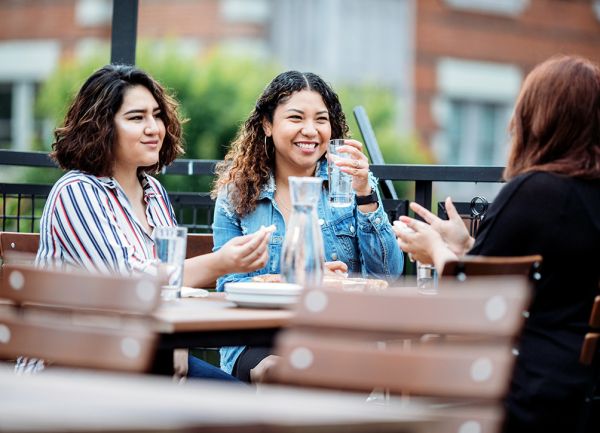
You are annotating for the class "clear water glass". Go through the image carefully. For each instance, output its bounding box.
[416,261,437,295]
[327,139,353,208]
[153,226,188,301]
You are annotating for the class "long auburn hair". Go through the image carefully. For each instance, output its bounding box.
[504,55,600,180]
[52,64,184,176]
[212,71,349,216]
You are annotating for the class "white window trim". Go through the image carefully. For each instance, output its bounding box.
[444,0,529,17]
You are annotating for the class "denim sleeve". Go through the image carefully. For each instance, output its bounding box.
[355,178,404,279]
[212,194,254,292]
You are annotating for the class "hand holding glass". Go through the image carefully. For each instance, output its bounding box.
[153,226,188,301]
[328,139,353,207]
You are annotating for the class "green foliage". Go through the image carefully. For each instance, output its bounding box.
[33,43,430,199]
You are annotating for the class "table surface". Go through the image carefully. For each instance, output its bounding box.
[0,366,436,433]
[153,293,293,333]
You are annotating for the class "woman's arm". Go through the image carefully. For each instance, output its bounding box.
[183,229,271,288]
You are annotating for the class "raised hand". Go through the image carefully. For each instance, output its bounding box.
[409,197,474,256]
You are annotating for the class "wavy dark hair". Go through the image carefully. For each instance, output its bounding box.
[212,71,349,216]
[505,55,600,180]
[51,64,184,176]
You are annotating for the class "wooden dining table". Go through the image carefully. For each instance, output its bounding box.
[0,365,438,433]
[150,292,293,373]
[153,292,292,349]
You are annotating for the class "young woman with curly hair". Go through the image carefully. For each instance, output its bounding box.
[395,55,600,433]
[29,64,270,381]
[211,70,404,382]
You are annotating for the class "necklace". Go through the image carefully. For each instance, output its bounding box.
[275,191,292,215]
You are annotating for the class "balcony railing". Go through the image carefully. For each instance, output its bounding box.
[0,150,505,233]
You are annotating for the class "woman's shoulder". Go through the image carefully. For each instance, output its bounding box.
[51,171,108,193]
[501,171,573,201]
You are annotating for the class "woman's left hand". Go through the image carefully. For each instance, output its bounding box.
[334,139,371,196]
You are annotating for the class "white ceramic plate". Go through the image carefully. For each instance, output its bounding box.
[224,281,302,296]
[225,292,298,309]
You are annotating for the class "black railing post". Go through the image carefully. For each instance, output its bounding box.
[110,0,139,65]
[414,180,432,214]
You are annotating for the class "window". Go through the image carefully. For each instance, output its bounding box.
[446,100,510,166]
[432,58,521,201]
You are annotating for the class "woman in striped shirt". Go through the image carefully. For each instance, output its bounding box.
[25,64,270,380]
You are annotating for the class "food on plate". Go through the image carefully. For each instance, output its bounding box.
[252,273,388,292]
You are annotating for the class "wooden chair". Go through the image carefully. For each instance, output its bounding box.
[0,263,161,373]
[0,232,40,277]
[441,255,542,282]
[267,276,532,433]
[578,294,600,433]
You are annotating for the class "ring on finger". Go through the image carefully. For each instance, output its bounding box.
[353,160,359,168]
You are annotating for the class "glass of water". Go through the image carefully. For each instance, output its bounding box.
[416,261,437,295]
[153,226,188,301]
[327,139,353,207]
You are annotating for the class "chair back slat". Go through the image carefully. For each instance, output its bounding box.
[1,264,160,314]
[268,276,531,411]
[0,264,161,373]
[442,255,542,281]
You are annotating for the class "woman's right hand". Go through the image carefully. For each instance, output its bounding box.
[408,197,474,256]
[216,226,273,274]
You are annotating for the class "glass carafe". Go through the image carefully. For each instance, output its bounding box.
[280,176,325,288]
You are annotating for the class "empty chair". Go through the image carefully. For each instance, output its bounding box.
[441,255,542,282]
[0,263,161,373]
[267,276,532,433]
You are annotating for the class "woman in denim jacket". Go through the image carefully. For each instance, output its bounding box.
[211,70,404,382]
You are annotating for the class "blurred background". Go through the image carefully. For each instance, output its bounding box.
[1,0,600,201]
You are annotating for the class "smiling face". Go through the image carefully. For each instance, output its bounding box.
[112,85,165,177]
[264,90,331,178]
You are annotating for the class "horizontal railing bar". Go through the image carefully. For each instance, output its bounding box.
[370,165,505,183]
[1,150,505,183]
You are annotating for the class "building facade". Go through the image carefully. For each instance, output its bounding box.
[2,0,600,173]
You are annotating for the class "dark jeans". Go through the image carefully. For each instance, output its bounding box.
[232,346,271,383]
[187,354,241,383]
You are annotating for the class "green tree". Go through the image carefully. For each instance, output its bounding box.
[34,44,430,198]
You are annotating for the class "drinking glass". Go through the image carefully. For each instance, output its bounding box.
[327,139,353,207]
[153,226,188,301]
[416,261,437,295]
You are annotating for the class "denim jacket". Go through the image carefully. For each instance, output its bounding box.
[212,159,403,374]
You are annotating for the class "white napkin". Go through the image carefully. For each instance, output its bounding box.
[180,286,210,298]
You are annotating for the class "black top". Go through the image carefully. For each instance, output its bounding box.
[470,171,600,433]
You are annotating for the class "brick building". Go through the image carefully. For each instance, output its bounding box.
[2,0,600,174]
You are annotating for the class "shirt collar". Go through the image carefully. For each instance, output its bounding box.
[96,172,157,198]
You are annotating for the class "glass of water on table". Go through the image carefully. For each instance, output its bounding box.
[153,226,187,301]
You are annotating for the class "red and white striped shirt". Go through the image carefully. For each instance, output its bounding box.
[36,170,177,275]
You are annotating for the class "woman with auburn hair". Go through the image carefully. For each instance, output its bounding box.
[395,55,600,433]
[27,64,271,381]
[212,70,403,382]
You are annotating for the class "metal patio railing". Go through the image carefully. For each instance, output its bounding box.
[0,150,505,233]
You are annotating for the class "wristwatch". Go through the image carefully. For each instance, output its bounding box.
[355,189,378,205]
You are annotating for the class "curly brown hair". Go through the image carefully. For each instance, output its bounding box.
[212,71,349,216]
[51,64,184,176]
[505,55,600,180]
